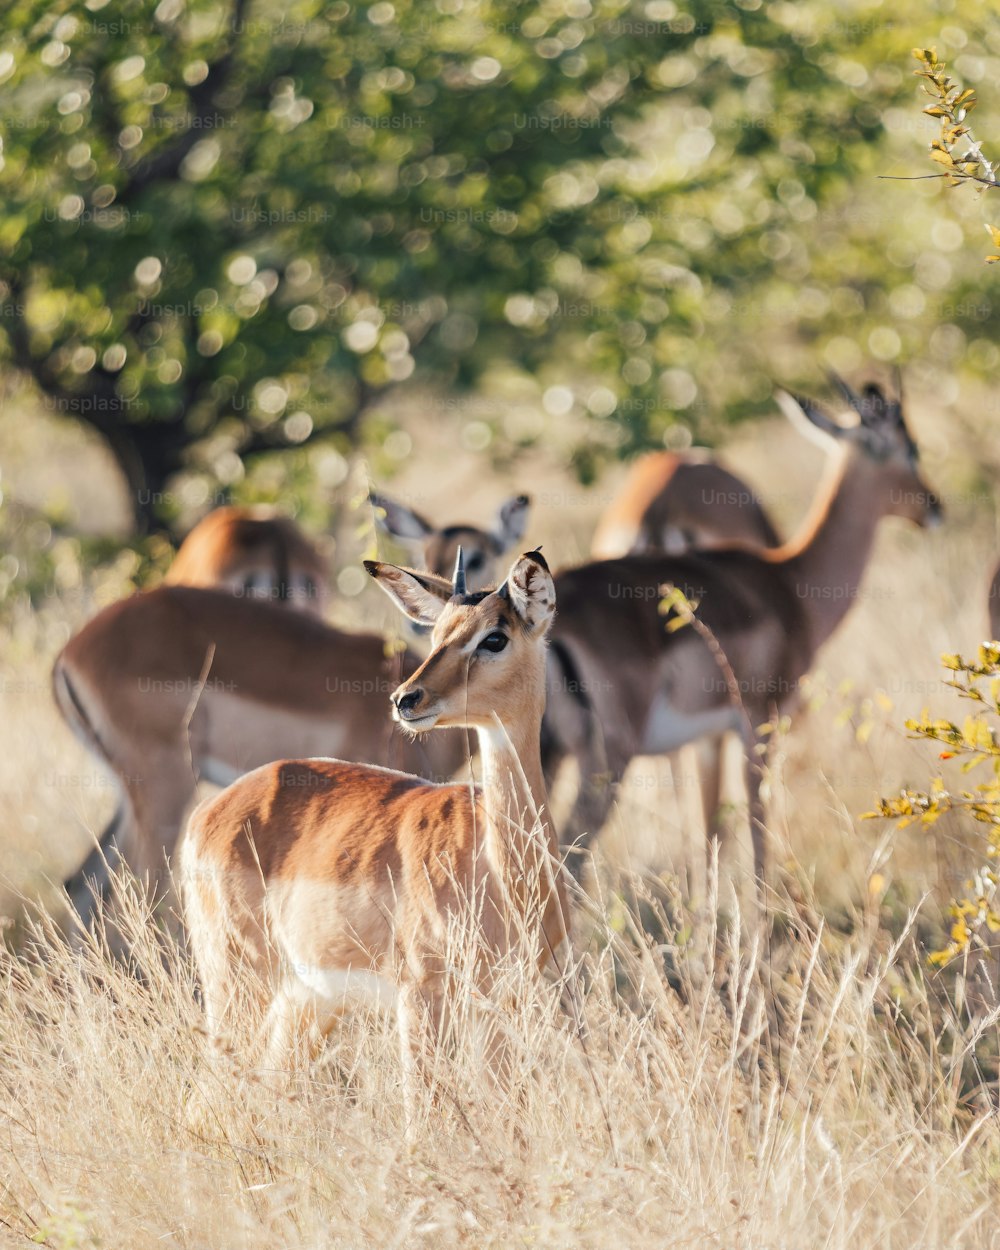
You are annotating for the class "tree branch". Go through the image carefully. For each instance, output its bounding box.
[115,0,252,209]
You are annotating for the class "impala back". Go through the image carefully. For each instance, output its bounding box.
[546,550,810,758]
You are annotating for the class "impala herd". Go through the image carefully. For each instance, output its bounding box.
[50,373,948,1100]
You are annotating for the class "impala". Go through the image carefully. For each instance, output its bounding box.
[166,505,330,614]
[55,499,538,921]
[370,491,531,590]
[544,376,941,884]
[590,449,782,849]
[180,549,567,1113]
[590,451,779,558]
[53,589,468,924]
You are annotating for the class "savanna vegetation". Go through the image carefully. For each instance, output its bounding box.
[3,0,1000,1246]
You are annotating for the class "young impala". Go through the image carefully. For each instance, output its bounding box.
[544,376,941,885]
[166,505,330,614]
[180,549,567,1113]
[54,501,536,922]
[53,590,467,925]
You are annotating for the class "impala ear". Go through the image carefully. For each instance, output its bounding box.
[775,388,843,451]
[369,492,433,542]
[493,494,531,550]
[500,549,555,636]
[364,561,452,626]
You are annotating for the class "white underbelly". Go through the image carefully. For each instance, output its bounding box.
[292,963,399,1012]
[642,695,742,754]
[199,690,348,777]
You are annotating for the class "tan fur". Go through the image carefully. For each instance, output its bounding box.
[56,496,534,924]
[370,492,531,592]
[166,506,330,615]
[180,551,567,1113]
[53,587,467,922]
[590,452,779,559]
[548,381,940,885]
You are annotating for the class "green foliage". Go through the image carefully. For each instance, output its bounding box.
[912,47,999,262]
[868,646,1000,966]
[0,496,170,621]
[3,2,1000,525]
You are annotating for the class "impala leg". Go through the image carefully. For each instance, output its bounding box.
[64,798,128,930]
[697,733,725,849]
[261,968,385,1080]
[396,983,446,1136]
[260,981,325,1078]
[740,721,768,891]
[561,759,622,881]
[540,729,567,796]
[122,747,199,902]
[181,855,271,1050]
[479,1000,530,1151]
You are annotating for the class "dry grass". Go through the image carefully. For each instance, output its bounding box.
[3,384,1000,1245]
[1,863,999,1249]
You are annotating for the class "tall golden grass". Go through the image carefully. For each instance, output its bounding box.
[3,390,1000,1246]
[2,857,998,1248]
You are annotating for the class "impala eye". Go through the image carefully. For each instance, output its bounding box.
[466,552,485,572]
[478,630,508,653]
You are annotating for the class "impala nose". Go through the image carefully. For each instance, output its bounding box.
[393,689,424,718]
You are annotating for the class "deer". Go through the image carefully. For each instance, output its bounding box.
[165,505,331,615]
[542,376,941,886]
[590,451,780,558]
[369,491,531,591]
[179,549,567,1119]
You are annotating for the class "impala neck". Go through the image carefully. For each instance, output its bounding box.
[778,443,891,651]
[475,700,567,959]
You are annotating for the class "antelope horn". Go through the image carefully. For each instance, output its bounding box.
[893,364,904,419]
[452,546,467,597]
[826,369,864,419]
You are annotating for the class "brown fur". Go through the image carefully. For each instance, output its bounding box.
[180,551,566,1114]
[591,452,779,559]
[57,494,536,923]
[53,587,467,922]
[166,506,329,614]
[548,383,940,885]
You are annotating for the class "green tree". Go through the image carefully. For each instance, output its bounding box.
[3,0,998,529]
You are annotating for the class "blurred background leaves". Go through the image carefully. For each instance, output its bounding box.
[1,0,998,531]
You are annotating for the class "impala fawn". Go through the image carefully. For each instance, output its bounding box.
[180,549,568,1117]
